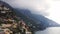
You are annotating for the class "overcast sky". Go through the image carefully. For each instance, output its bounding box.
[1,0,60,24]
[1,0,49,15]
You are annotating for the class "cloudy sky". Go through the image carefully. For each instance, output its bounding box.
[1,0,60,24]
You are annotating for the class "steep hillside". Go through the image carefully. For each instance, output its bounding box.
[15,9,60,28]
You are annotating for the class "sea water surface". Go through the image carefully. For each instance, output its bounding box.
[35,27,60,34]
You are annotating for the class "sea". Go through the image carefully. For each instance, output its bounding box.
[35,27,60,34]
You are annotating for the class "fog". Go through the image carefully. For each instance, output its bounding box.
[35,27,60,34]
[2,0,49,16]
[2,0,60,24]
[1,0,60,34]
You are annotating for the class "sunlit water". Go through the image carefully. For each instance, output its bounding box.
[35,27,60,34]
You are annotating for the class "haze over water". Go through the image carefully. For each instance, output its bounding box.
[35,27,60,34]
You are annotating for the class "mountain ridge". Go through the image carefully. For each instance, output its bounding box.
[14,9,60,27]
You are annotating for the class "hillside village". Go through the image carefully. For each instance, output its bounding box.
[0,1,32,34]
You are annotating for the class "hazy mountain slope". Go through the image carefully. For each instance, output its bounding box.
[14,9,60,27]
[0,1,60,32]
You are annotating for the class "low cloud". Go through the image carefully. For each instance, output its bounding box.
[2,0,49,16]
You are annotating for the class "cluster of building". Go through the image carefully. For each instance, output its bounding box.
[0,4,32,34]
